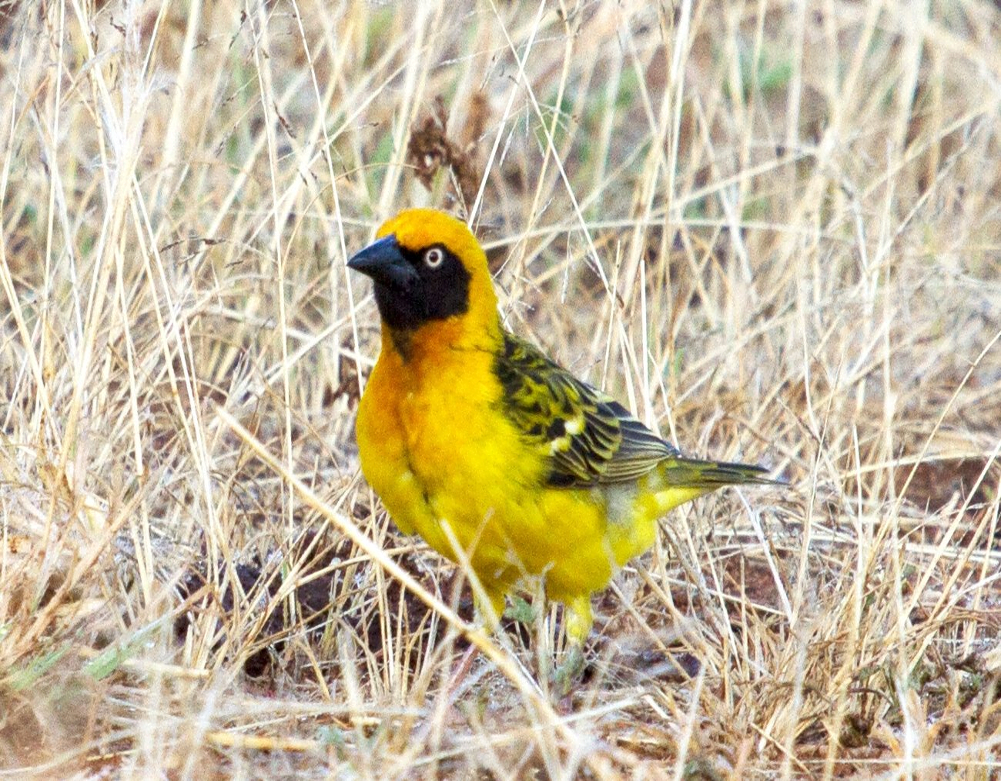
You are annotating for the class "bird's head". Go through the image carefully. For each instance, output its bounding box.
[347,209,500,356]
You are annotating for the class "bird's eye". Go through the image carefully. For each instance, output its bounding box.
[423,247,445,268]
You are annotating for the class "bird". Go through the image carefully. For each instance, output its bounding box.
[348,208,779,646]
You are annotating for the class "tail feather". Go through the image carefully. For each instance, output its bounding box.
[660,458,783,489]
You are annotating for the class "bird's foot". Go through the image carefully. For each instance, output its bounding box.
[550,643,586,697]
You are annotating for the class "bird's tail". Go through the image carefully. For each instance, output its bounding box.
[645,457,783,515]
[660,457,781,489]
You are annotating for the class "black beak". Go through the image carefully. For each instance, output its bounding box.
[347,234,419,289]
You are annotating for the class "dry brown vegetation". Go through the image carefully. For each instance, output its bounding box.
[0,0,999,779]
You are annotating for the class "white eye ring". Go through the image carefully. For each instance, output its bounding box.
[423,247,444,268]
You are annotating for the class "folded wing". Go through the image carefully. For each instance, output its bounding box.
[494,333,678,488]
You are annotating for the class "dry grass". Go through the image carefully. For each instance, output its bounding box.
[0,0,999,778]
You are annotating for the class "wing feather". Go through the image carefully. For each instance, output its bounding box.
[494,333,679,488]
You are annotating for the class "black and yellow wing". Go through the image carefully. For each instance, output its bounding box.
[494,332,679,488]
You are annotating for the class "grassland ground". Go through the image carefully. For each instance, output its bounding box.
[0,1,998,779]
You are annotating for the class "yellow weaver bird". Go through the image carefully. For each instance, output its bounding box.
[349,208,778,644]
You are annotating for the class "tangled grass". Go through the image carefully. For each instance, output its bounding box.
[0,1,998,778]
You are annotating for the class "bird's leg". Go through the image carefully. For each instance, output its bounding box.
[564,594,593,644]
[441,588,505,702]
[551,594,592,695]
